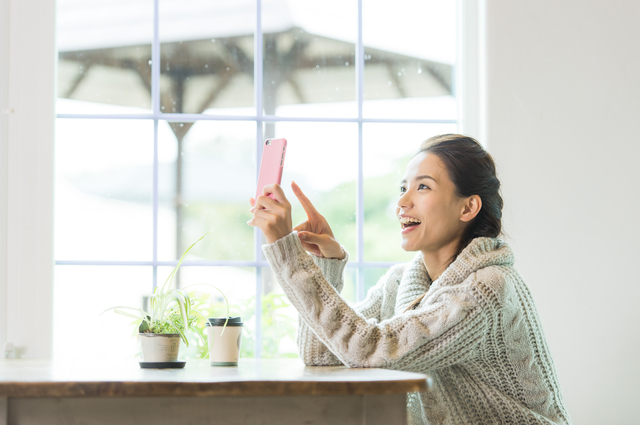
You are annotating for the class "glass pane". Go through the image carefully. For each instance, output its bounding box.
[55,119,153,261]
[53,266,152,360]
[262,2,357,117]
[364,267,389,294]
[342,267,357,304]
[159,0,255,115]
[158,266,256,360]
[260,122,357,261]
[158,121,255,261]
[363,123,457,262]
[363,0,457,120]
[261,267,299,359]
[57,0,153,114]
[259,264,354,358]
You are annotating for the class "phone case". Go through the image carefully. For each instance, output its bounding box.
[256,138,287,201]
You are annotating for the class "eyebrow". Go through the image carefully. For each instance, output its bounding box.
[400,175,438,185]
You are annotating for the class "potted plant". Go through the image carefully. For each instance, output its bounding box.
[102,232,229,367]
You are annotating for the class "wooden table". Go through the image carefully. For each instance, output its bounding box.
[0,358,430,425]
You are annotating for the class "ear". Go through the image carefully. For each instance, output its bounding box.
[460,195,482,223]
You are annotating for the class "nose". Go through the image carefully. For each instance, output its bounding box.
[397,190,413,210]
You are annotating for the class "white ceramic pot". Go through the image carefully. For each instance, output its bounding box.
[206,317,243,366]
[139,333,181,362]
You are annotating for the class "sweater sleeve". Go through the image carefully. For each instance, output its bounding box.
[263,232,489,370]
[295,236,388,366]
[296,246,348,366]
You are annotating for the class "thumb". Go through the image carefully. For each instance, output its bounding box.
[297,231,326,257]
[297,231,314,241]
[298,231,327,244]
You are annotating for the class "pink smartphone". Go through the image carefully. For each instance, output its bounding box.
[255,138,287,201]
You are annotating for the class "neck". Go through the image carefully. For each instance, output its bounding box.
[420,237,461,282]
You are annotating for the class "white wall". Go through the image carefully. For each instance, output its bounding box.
[0,0,55,359]
[0,0,9,352]
[482,1,640,423]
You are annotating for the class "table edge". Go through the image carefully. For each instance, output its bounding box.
[0,378,430,398]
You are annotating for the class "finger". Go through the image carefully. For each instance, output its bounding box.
[297,232,328,256]
[247,210,272,229]
[251,207,275,222]
[291,181,319,216]
[247,216,265,228]
[297,236,322,255]
[297,231,326,245]
[300,241,322,256]
[254,194,285,213]
[263,183,289,205]
[293,221,310,232]
[249,198,255,207]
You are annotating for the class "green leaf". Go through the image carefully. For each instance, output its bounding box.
[138,316,151,333]
[161,231,213,294]
[182,283,230,335]
[166,316,188,346]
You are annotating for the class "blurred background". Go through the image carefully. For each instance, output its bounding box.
[52,0,457,362]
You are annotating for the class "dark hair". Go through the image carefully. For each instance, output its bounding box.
[404,134,503,311]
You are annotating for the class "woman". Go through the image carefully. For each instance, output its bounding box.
[248,134,571,425]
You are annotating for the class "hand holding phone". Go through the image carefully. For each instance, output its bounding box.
[248,138,291,243]
[255,138,287,201]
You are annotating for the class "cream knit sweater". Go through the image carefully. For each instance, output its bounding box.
[263,232,571,425]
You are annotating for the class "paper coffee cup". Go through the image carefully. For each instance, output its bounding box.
[206,317,243,366]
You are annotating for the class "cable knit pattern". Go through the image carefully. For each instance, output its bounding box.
[263,232,571,425]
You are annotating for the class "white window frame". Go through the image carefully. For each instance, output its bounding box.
[0,0,481,359]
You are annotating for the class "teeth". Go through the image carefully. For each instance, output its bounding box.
[399,216,421,224]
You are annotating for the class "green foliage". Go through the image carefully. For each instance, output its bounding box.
[297,181,357,257]
[102,232,229,350]
[180,202,254,261]
[182,291,298,360]
[257,292,299,359]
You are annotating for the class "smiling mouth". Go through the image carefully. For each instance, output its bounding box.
[399,217,422,230]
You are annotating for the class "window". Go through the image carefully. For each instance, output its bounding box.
[54,0,457,360]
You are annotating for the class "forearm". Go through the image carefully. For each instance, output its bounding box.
[263,233,488,369]
[310,244,349,293]
[296,316,344,366]
[296,245,349,365]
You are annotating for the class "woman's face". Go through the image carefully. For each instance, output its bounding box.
[396,151,470,254]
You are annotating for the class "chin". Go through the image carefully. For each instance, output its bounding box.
[400,240,419,252]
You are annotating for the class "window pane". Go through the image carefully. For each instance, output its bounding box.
[55,119,153,261]
[262,1,357,117]
[158,120,255,261]
[364,267,389,294]
[57,0,153,114]
[159,0,255,115]
[260,122,357,261]
[342,267,357,304]
[158,266,256,360]
[363,123,457,262]
[53,266,152,360]
[261,267,299,359]
[259,263,355,359]
[363,0,457,120]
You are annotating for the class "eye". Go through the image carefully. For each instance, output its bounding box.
[400,184,430,194]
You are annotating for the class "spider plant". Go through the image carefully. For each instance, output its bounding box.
[101,232,229,349]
